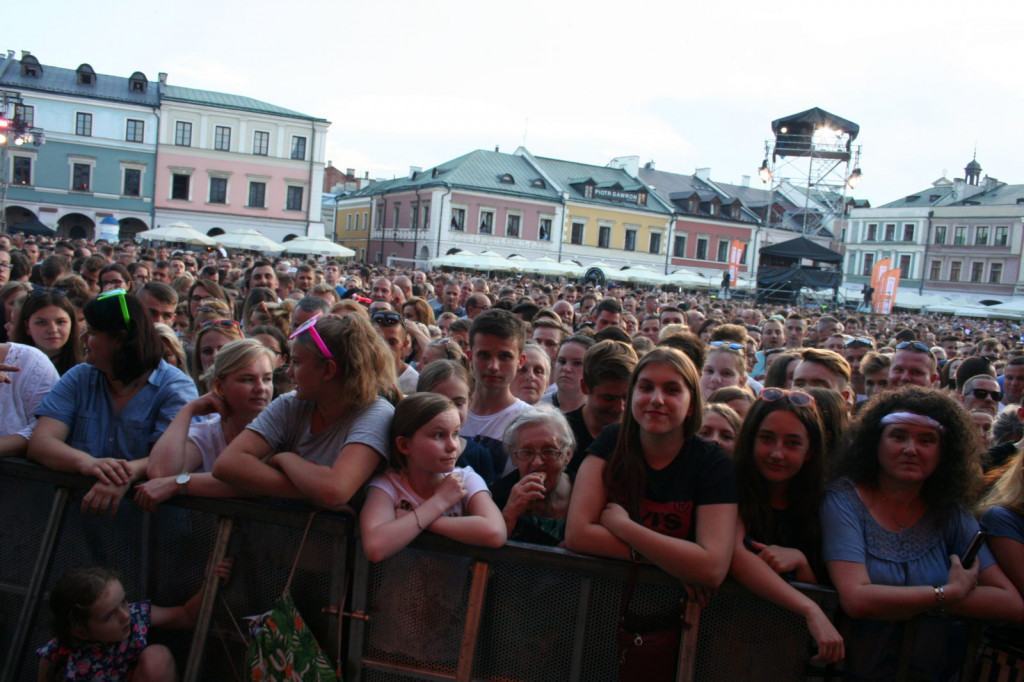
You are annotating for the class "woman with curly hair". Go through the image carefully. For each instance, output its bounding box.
[822,386,1022,679]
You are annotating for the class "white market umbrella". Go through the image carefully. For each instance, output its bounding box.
[430,250,476,268]
[136,222,215,246]
[282,236,355,258]
[459,250,518,272]
[619,265,667,286]
[521,256,582,277]
[216,228,283,253]
[666,269,711,288]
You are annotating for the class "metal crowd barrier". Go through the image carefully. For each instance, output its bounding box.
[0,458,1012,682]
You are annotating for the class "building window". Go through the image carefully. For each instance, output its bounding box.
[75,112,92,137]
[12,157,32,185]
[934,225,946,244]
[976,226,989,246]
[570,222,584,245]
[990,263,1003,284]
[174,121,192,146]
[286,186,304,211]
[171,173,190,200]
[954,226,966,245]
[539,218,552,241]
[479,210,494,234]
[253,131,270,156]
[950,261,962,282]
[422,203,430,230]
[290,136,307,161]
[902,224,915,242]
[410,205,419,230]
[123,168,141,197]
[214,126,231,151]
[450,207,465,231]
[884,223,895,241]
[393,205,401,229]
[209,177,227,204]
[673,235,687,258]
[125,119,144,143]
[695,237,708,260]
[346,214,352,231]
[716,240,729,262]
[929,260,941,280]
[995,226,1009,247]
[862,253,875,277]
[624,229,636,251]
[898,254,911,275]
[649,233,661,254]
[598,225,611,248]
[971,262,984,282]
[17,104,34,126]
[866,223,877,241]
[72,163,91,192]
[248,181,266,208]
[506,214,520,238]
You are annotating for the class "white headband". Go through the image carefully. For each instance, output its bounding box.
[880,412,945,433]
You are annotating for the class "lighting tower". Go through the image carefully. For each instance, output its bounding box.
[756,107,862,242]
[0,89,45,232]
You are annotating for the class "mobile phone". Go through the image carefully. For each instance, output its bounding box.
[961,530,987,568]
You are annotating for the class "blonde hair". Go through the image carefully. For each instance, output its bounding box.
[154,323,186,371]
[200,338,275,391]
[979,451,1024,515]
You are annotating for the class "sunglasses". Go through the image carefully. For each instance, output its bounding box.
[896,341,933,354]
[968,388,1003,402]
[759,387,815,407]
[199,319,240,332]
[845,336,874,348]
[371,311,402,327]
[290,312,334,359]
[710,341,744,351]
[96,288,130,329]
[29,288,68,298]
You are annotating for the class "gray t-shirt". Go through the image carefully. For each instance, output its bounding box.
[247,393,394,466]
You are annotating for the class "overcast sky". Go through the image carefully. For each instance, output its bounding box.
[12,0,1024,207]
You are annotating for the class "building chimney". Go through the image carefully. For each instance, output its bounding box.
[740,175,750,186]
[953,178,965,200]
[409,166,422,178]
[495,145,500,152]
[158,72,168,84]
[364,171,369,179]
[346,168,355,178]
[695,168,711,181]
[20,50,31,59]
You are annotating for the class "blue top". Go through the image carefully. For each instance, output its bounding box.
[821,477,994,680]
[36,360,197,460]
[982,505,1024,543]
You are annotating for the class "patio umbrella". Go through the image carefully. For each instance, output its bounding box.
[619,265,667,286]
[136,222,216,246]
[216,229,283,253]
[456,250,517,272]
[431,250,476,268]
[282,236,355,258]
[520,256,582,277]
[666,269,711,288]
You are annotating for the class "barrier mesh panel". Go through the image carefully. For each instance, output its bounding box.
[362,546,473,674]
[695,591,814,681]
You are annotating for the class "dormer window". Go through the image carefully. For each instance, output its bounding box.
[638,191,647,206]
[21,55,41,77]
[531,178,546,189]
[76,64,96,85]
[128,71,148,93]
[688,198,698,213]
[499,173,514,184]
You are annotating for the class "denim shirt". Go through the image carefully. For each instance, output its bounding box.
[36,360,197,460]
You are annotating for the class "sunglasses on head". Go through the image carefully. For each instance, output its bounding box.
[896,341,933,354]
[968,388,1002,402]
[96,288,130,329]
[290,312,334,359]
[759,387,815,407]
[199,319,240,332]
[710,341,744,351]
[371,311,402,327]
[845,336,874,348]
[29,288,68,298]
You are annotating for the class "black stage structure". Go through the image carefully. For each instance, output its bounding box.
[756,236,843,305]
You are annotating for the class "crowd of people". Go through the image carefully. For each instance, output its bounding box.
[2,231,1024,680]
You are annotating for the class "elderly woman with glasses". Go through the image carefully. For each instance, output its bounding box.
[822,386,1023,679]
[27,290,198,518]
[491,406,576,546]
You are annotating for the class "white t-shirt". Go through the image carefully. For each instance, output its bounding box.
[1,343,59,440]
[398,365,420,394]
[461,399,531,477]
[187,414,228,473]
[367,466,489,517]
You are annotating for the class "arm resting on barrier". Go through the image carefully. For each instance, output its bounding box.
[0,433,28,458]
[213,428,305,498]
[729,522,844,663]
[564,455,631,560]
[426,490,507,549]
[28,416,134,484]
[947,562,1023,623]
[827,557,979,620]
[134,472,242,511]
[987,536,1024,609]
[270,443,383,511]
[147,394,213,478]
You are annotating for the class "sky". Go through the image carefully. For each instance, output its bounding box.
[12,0,1024,207]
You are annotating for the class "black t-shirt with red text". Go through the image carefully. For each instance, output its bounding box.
[587,424,737,541]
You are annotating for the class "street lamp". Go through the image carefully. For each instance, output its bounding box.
[758,159,772,184]
[846,167,862,189]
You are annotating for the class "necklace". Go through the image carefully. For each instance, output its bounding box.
[878,491,912,532]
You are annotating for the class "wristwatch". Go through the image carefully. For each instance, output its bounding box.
[175,473,191,494]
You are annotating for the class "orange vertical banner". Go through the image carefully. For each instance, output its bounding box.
[875,268,901,314]
[870,258,891,291]
[727,239,744,285]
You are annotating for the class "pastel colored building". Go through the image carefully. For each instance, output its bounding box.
[0,51,159,239]
[154,80,329,242]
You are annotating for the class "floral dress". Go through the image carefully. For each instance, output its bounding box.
[37,601,151,681]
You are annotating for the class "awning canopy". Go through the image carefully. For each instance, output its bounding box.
[759,237,843,265]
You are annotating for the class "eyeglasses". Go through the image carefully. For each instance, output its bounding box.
[96,288,130,329]
[290,312,334,359]
[710,341,744,351]
[199,319,240,332]
[371,311,402,327]
[759,387,815,407]
[896,341,933,355]
[0,262,10,271]
[968,388,1003,402]
[845,336,874,348]
[510,447,565,463]
[29,288,68,298]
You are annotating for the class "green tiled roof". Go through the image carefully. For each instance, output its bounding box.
[534,156,672,214]
[162,85,326,121]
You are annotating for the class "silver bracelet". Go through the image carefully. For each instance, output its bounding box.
[412,507,424,530]
[933,585,945,604]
